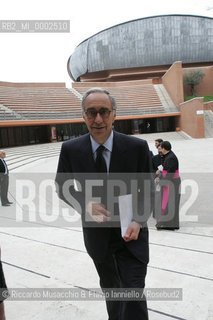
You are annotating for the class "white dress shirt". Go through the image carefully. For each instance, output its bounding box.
[90,131,113,173]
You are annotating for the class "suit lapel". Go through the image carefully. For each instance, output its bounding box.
[109,132,128,173]
[79,134,96,172]
[0,159,6,173]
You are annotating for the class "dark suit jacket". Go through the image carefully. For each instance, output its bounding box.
[0,158,9,204]
[55,131,152,263]
[152,154,164,172]
[0,159,7,175]
[162,150,180,179]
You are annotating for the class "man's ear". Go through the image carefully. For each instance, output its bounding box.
[112,111,116,123]
[82,112,86,121]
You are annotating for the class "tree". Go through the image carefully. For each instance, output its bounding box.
[183,70,205,96]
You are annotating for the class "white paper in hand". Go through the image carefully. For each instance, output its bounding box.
[157,164,163,171]
[118,194,133,237]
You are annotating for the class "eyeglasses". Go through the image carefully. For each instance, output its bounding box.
[84,108,112,120]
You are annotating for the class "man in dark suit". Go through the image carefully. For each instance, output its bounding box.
[0,151,12,207]
[152,144,164,174]
[55,88,152,320]
[155,141,181,230]
[152,144,164,219]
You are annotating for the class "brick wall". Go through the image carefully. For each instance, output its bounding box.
[179,98,205,138]
[183,66,213,96]
[162,61,184,106]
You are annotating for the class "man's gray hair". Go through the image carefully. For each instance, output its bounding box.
[81,87,117,112]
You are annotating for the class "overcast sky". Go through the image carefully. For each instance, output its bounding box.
[0,0,213,86]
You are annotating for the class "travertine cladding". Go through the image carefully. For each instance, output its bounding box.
[68,14,213,81]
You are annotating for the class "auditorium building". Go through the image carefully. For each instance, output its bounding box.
[1,14,213,147]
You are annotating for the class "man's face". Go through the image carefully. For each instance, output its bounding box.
[155,140,159,148]
[83,92,116,144]
[0,152,5,159]
[157,146,162,155]
[161,148,167,155]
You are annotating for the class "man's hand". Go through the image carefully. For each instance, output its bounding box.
[154,177,160,184]
[123,221,141,242]
[87,201,111,223]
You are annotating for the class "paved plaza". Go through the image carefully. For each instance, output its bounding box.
[0,132,213,320]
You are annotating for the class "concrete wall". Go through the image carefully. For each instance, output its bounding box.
[162,61,184,106]
[183,66,213,96]
[179,97,205,138]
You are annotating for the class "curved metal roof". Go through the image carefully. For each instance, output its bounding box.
[67,14,213,81]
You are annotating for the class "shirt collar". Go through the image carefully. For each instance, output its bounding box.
[90,131,114,154]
